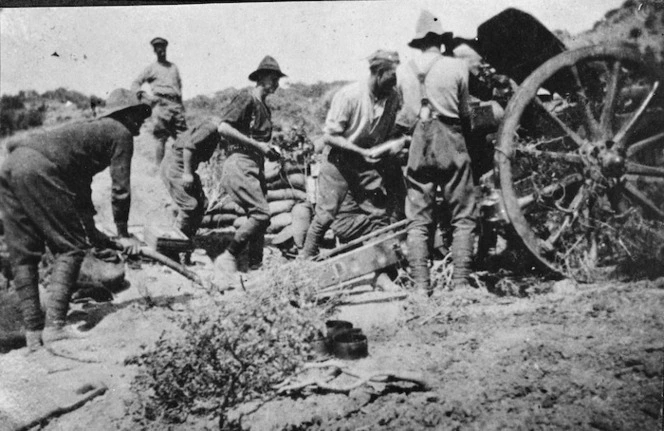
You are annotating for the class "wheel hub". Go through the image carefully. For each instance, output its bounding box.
[580,140,626,179]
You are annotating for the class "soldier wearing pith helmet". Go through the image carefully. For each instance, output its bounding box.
[400,9,477,296]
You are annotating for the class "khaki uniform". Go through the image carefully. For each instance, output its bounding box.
[218,89,272,267]
[400,53,477,289]
[131,61,187,144]
[0,118,135,330]
[302,80,401,258]
[160,118,220,238]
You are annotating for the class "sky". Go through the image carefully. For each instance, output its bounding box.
[0,0,625,100]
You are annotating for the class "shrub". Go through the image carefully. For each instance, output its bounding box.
[127,261,330,429]
[0,95,46,137]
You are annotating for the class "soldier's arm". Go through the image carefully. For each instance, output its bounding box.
[323,89,375,160]
[321,133,371,159]
[109,137,133,237]
[217,122,272,157]
[182,148,195,185]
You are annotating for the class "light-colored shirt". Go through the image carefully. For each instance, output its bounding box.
[131,61,182,97]
[396,52,470,129]
[324,80,400,149]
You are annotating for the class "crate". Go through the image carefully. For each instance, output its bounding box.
[143,225,193,253]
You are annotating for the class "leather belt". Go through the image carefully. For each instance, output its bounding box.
[435,115,461,126]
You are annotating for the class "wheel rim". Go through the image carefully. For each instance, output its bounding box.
[496,44,664,281]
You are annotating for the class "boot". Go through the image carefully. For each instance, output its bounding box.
[451,228,474,287]
[24,330,43,353]
[214,250,238,275]
[13,264,44,334]
[301,218,328,259]
[247,234,265,271]
[407,235,431,295]
[43,253,86,344]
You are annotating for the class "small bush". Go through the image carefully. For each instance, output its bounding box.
[0,96,46,137]
[127,261,330,429]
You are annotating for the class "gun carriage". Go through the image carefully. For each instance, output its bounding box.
[308,8,664,289]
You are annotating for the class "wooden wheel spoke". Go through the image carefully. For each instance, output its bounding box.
[626,131,664,157]
[544,186,586,247]
[570,65,603,139]
[625,162,664,178]
[614,81,660,150]
[517,173,583,208]
[517,148,584,164]
[599,60,621,138]
[622,182,664,219]
[533,96,586,147]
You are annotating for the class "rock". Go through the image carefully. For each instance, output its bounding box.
[551,279,577,295]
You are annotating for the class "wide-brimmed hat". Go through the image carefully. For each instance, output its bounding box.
[248,56,287,82]
[150,37,168,47]
[408,10,453,48]
[102,88,150,117]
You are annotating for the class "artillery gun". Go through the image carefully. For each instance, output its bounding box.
[302,8,664,289]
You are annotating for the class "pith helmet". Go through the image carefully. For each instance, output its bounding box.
[150,37,168,47]
[248,56,287,82]
[408,10,452,48]
[102,88,150,117]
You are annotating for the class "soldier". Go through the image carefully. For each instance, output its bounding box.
[301,50,405,259]
[160,117,222,242]
[400,10,477,296]
[131,37,187,165]
[301,50,408,291]
[0,89,149,352]
[213,56,284,278]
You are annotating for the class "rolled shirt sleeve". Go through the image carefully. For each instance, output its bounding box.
[323,91,352,136]
[219,91,252,129]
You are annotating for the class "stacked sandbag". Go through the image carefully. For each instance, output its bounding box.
[200,159,311,236]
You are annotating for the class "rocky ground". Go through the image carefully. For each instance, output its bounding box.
[1,135,663,431]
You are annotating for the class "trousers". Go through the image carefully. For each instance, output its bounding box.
[160,148,207,238]
[406,119,477,285]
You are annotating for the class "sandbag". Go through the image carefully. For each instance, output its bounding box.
[267,212,292,234]
[267,188,308,202]
[267,173,307,191]
[265,160,282,181]
[233,216,248,230]
[201,213,238,228]
[269,199,296,216]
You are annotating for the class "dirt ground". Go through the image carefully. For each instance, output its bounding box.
[1,137,663,430]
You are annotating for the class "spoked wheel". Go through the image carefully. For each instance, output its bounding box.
[496,44,664,281]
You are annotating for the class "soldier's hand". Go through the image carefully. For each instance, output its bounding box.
[361,148,381,165]
[115,236,142,256]
[389,136,411,156]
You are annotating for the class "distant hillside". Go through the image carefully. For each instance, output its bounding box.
[184,80,348,138]
[0,88,103,137]
[558,0,664,63]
